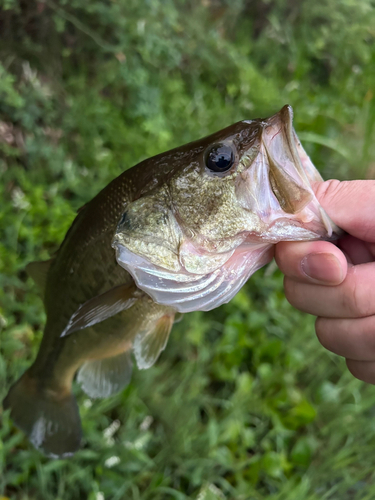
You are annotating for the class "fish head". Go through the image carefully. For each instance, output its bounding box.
[113,105,342,312]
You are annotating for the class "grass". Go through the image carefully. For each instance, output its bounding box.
[1,0,375,498]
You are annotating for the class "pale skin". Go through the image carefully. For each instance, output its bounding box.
[274,180,375,384]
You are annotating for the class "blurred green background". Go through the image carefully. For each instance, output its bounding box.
[1,1,375,499]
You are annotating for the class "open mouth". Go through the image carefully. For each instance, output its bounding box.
[261,106,315,214]
[257,105,343,240]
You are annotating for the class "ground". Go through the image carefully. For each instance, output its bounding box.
[1,1,375,498]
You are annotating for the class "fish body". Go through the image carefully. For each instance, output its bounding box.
[3,106,341,456]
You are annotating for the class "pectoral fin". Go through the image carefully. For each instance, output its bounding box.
[61,283,139,337]
[26,258,54,294]
[133,314,174,370]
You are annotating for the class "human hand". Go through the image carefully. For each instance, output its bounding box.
[275,180,375,383]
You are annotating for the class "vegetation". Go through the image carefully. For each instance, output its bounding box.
[1,1,375,498]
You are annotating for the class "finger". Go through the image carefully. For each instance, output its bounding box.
[346,359,375,385]
[313,180,375,243]
[338,235,375,265]
[315,316,375,361]
[275,240,347,285]
[284,262,375,318]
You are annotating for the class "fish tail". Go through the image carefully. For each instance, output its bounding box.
[3,370,82,457]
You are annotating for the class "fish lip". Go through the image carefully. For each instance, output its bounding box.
[264,104,311,187]
[259,105,343,240]
[241,217,343,244]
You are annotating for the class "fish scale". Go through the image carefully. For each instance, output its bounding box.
[3,105,342,457]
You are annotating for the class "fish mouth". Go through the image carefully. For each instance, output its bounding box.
[238,105,343,242]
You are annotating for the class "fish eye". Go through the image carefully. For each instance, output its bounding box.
[205,143,235,173]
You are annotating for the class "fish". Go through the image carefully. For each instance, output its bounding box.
[3,105,342,457]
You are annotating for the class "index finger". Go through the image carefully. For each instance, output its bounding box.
[314,180,375,243]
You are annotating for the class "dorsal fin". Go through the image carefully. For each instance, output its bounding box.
[77,202,88,214]
[26,259,54,294]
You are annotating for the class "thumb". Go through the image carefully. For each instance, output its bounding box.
[314,180,375,243]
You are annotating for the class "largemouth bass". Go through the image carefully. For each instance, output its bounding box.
[3,105,341,457]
